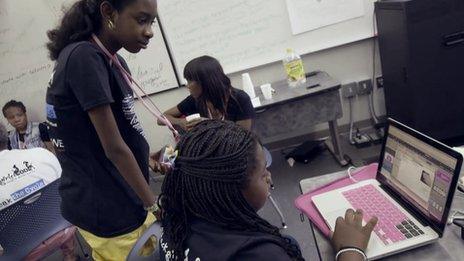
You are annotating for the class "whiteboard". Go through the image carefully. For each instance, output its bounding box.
[158,0,375,75]
[0,0,178,118]
[285,0,365,35]
[118,19,179,94]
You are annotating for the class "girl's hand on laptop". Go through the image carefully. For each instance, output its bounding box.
[331,209,378,259]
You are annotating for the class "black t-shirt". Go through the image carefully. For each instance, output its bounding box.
[37,122,50,142]
[45,41,149,237]
[160,218,294,261]
[177,88,255,122]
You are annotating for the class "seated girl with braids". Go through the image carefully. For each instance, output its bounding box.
[159,120,378,261]
[158,56,255,132]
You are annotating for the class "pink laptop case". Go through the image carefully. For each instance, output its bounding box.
[294,163,378,237]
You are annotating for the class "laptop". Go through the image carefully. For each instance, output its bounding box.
[312,118,463,260]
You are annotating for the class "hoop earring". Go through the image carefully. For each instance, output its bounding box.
[108,20,115,30]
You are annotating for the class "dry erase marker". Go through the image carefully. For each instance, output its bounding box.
[268,194,287,228]
[307,84,320,89]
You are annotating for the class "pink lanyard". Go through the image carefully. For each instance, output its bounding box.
[91,34,179,140]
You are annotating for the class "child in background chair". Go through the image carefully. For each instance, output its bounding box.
[2,100,54,153]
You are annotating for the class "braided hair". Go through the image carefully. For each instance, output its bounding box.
[159,120,303,260]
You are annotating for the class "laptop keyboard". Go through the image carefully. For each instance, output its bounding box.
[342,184,425,245]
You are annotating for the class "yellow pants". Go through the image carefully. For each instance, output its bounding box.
[78,213,157,261]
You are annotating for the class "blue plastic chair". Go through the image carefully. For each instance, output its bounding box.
[0,180,73,260]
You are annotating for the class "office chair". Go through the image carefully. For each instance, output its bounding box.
[263,147,275,189]
[126,221,162,261]
[263,147,287,228]
[0,179,82,260]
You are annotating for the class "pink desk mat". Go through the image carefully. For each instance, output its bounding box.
[295,163,378,237]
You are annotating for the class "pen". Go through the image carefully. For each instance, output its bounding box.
[269,194,287,228]
[307,83,320,89]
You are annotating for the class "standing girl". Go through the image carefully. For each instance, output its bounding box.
[46,0,160,259]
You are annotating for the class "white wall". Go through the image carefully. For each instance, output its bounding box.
[142,38,385,150]
[2,38,385,152]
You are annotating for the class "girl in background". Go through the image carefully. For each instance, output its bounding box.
[160,56,255,131]
[2,100,55,152]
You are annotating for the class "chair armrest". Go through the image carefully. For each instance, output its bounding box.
[126,222,162,261]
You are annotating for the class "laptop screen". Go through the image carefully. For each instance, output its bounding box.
[379,123,459,226]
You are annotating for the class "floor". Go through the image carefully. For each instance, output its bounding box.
[46,132,382,261]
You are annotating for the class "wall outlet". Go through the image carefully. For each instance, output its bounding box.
[357,79,373,95]
[376,76,384,88]
[354,134,371,148]
[341,82,357,98]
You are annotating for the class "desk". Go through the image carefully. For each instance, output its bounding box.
[253,71,348,166]
[299,170,464,261]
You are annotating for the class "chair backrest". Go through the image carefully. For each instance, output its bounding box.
[127,222,162,261]
[0,179,71,261]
